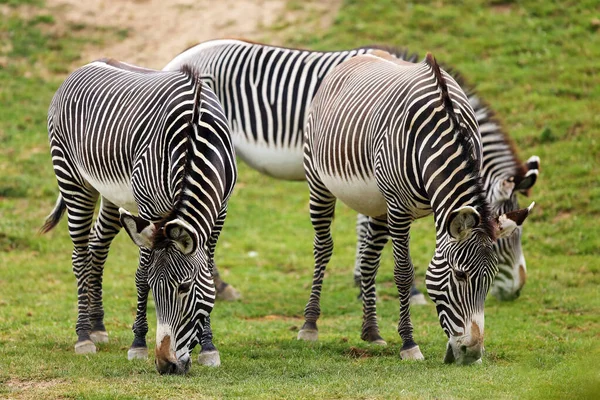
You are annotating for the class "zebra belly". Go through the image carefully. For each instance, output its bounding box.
[81,170,139,213]
[320,174,388,217]
[234,136,305,181]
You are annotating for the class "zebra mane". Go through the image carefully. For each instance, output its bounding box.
[425,53,497,240]
[153,65,204,247]
[444,67,528,182]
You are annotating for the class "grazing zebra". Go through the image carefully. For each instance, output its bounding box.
[298,51,533,364]
[41,59,236,374]
[163,39,539,303]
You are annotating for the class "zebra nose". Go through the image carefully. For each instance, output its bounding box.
[155,335,185,375]
[155,358,179,375]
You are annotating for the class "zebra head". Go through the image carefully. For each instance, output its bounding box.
[120,209,211,375]
[426,203,534,365]
[487,156,540,301]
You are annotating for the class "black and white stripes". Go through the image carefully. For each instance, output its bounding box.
[42,59,236,374]
[298,52,532,364]
[164,39,538,302]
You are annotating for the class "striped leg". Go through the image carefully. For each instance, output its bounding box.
[198,315,220,367]
[198,204,227,367]
[353,213,369,288]
[360,216,390,345]
[354,213,426,305]
[52,145,98,353]
[88,198,121,344]
[387,208,424,360]
[128,251,150,360]
[298,173,337,342]
[64,190,99,354]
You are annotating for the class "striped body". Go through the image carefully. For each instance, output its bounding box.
[164,40,409,180]
[164,39,538,301]
[44,59,236,373]
[301,53,500,364]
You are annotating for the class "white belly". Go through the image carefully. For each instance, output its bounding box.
[81,170,139,213]
[320,173,387,217]
[234,135,305,180]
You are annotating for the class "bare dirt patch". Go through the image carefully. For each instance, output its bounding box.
[44,0,342,69]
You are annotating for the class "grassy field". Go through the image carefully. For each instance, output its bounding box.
[1,0,599,398]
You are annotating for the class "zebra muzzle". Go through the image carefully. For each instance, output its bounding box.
[155,336,189,375]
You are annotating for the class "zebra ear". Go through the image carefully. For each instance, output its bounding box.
[495,202,535,239]
[119,208,156,249]
[515,157,540,196]
[447,206,481,241]
[164,219,199,255]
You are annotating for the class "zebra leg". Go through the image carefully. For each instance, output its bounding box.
[353,213,369,290]
[387,209,424,361]
[128,253,150,360]
[197,203,228,365]
[209,204,241,301]
[64,189,99,354]
[360,216,390,345]
[88,198,121,344]
[355,213,426,305]
[197,315,220,367]
[297,178,337,342]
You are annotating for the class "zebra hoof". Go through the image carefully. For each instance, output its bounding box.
[297,329,318,341]
[473,358,482,365]
[127,347,148,360]
[400,345,424,361]
[74,340,96,354]
[410,293,428,306]
[90,331,109,344]
[371,338,387,346]
[198,350,221,367]
[217,284,241,301]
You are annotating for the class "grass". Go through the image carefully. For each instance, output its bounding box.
[1,0,599,398]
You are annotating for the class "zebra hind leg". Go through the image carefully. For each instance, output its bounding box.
[198,316,220,367]
[88,198,122,345]
[297,178,337,342]
[64,189,99,354]
[128,257,149,360]
[360,216,390,345]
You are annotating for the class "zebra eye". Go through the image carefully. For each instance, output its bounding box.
[178,280,193,295]
[454,269,468,281]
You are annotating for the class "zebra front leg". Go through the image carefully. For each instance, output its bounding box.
[360,216,390,345]
[88,198,122,344]
[355,214,427,305]
[297,181,337,342]
[128,258,149,360]
[388,209,424,361]
[198,316,220,367]
[209,204,241,301]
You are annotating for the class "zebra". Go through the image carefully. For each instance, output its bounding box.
[163,39,539,303]
[41,58,236,374]
[297,50,534,364]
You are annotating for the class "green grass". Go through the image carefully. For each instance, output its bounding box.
[1,0,599,398]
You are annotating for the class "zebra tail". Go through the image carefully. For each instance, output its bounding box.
[40,194,66,234]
